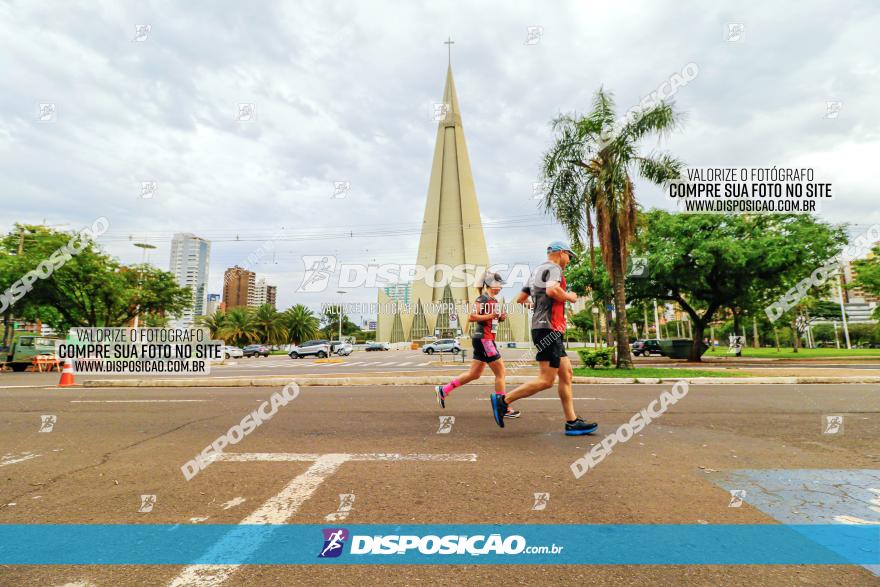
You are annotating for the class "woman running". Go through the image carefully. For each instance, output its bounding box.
[434,271,520,419]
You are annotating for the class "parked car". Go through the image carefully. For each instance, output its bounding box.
[288,340,331,359]
[242,344,270,358]
[365,342,390,351]
[334,342,353,356]
[631,339,663,357]
[422,339,461,354]
[222,345,244,359]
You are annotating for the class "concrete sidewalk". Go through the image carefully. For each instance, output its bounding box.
[81,374,880,387]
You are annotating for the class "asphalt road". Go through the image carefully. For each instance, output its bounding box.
[1,382,878,585]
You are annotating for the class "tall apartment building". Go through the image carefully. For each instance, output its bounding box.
[205,293,222,315]
[169,233,211,328]
[846,257,880,305]
[253,278,277,309]
[223,266,256,309]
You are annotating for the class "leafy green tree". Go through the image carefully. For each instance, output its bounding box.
[218,307,258,346]
[0,225,191,338]
[627,211,847,361]
[252,304,286,344]
[851,245,880,319]
[564,252,614,346]
[283,304,319,344]
[320,305,359,339]
[539,89,683,368]
[195,311,228,339]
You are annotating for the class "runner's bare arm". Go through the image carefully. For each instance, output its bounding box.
[546,281,578,303]
[469,301,497,322]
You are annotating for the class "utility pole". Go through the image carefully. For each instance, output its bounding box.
[653,300,661,338]
[836,279,851,349]
[336,290,348,346]
[132,243,157,328]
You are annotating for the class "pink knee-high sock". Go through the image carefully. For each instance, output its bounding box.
[441,378,462,394]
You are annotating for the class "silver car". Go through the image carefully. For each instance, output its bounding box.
[422,339,461,354]
[222,345,244,359]
[288,340,331,359]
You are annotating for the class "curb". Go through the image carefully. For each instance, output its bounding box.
[81,375,880,388]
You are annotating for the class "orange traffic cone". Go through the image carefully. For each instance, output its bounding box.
[58,358,76,387]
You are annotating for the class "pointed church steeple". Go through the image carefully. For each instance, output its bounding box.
[412,64,490,307]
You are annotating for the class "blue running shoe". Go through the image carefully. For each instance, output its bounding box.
[565,418,598,436]
[490,393,506,428]
[435,385,446,408]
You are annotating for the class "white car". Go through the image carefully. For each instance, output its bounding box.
[289,340,331,359]
[335,342,353,356]
[222,345,244,359]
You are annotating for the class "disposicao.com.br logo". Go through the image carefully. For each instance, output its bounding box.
[318,528,563,558]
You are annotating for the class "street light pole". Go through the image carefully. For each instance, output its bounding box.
[336,290,347,344]
[132,243,157,328]
[836,278,851,349]
[653,300,661,338]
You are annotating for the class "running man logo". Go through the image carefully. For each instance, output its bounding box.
[326,494,356,522]
[39,415,57,433]
[728,489,746,508]
[138,494,157,513]
[628,256,648,278]
[823,415,844,435]
[532,493,550,511]
[298,256,338,293]
[437,416,455,434]
[318,528,349,558]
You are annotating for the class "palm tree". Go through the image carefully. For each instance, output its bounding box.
[252,303,285,344]
[541,88,683,368]
[283,304,319,345]
[195,311,228,339]
[218,307,258,347]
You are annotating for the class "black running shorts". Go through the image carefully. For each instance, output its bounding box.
[471,337,502,363]
[532,328,566,368]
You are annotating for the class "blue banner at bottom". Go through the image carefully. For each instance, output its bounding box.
[0,524,876,565]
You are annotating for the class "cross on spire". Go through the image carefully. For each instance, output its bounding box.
[444,36,455,66]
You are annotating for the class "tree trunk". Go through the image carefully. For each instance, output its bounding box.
[1,313,10,349]
[605,309,614,348]
[609,229,633,369]
[752,316,760,348]
[689,320,706,362]
[791,317,800,352]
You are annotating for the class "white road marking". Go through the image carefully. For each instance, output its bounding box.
[70,400,208,403]
[168,452,477,586]
[0,451,41,467]
[398,361,412,366]
[168,454,347,587]
[214,452,477,462]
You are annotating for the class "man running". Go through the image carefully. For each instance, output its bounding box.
[435,271,521,418]
[490,241,598,436]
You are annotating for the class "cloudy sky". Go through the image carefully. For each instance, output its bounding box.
[2,0,878,319]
